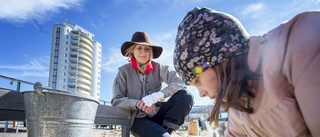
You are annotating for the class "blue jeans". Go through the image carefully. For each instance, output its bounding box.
[130,89,194,137]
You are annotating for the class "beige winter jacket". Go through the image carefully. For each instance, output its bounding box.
[225,11,320,137]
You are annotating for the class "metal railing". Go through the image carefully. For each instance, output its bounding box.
[0,75,34,92]
[0,74,111,105]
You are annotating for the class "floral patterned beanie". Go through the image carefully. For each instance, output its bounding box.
[174,7,250,85]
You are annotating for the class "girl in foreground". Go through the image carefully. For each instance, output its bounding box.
[174,7,320,136]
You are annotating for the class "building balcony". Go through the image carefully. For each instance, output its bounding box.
[70,51,78,56]
[77,82,90,91]
[71,33,79,39]
[79,47,92,59]
[68,81,76,86]
[80,37,92,48]
[78,65,91,74]
[69,63,77,68]
[79,42,92,53]
[69,57,77,63]
[76,88,90,96]
[71,39,79,45]
[79,54,92,64]
[79,33,92,42]
[77,71,91,80]
[69,76,76,80]
[70,45,79,51]
[78,77,91,85]
[78,59,91,69]
[69,69,77,75]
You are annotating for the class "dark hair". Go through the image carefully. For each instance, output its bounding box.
[209,52,258,127]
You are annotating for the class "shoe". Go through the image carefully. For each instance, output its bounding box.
[163,125,174,134]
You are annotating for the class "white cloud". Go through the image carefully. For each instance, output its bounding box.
[241,2,266,19]
[0,56,49,78]
[152,30,177,69]
[0,0,84,23]
[0,56,49,70]
[101,48,127,73]
[238,0,319,36]
[90,22,97,29]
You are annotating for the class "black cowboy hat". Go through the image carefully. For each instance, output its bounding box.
[121,31,163,59]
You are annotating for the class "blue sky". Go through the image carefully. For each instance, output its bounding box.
[0,0,319,105]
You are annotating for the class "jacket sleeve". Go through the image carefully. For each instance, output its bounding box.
[281,11,320,137]
[159,64,187,97]
[111,71,139,110]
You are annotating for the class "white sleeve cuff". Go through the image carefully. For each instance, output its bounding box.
[142,92,164,107]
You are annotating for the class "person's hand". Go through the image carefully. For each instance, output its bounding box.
[144,105,155,114]
[136,100,146,110]
[136,100,155,114]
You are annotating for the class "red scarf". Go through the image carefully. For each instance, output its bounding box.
[130,57,153,74]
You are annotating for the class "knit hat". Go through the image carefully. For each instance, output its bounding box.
[173,7,250,85]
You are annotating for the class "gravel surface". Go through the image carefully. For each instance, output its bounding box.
[0,127,208,137]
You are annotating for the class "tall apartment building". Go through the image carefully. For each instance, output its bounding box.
[48,21,102,99]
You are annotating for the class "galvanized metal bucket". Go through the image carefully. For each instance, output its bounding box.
[23,84,99,137]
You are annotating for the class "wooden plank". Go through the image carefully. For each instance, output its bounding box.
[0,110,25,121]
[96,105,130,119]
[0,88,25,111]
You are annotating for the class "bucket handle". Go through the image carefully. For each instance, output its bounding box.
[33,82,44,94]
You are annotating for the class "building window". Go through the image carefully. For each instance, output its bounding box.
[53,64,58,69]
[54,51,59,57]
[64,53,67,57]
[53,77,57,82]
[56,39,60,44]
[64,72,66,76]
[63,85,65,89]
[65,60,67,63]
[67,30,69,33]
[66,35,68,39]
[53,70,57,76]
[54,58,58,63]
[52,84,56,89]
[64,66,67,69]
[65,47,68,51]
[66,41,68,45]
[68,85,75,88]
[55,45,59,50]
[63,79,66,82]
